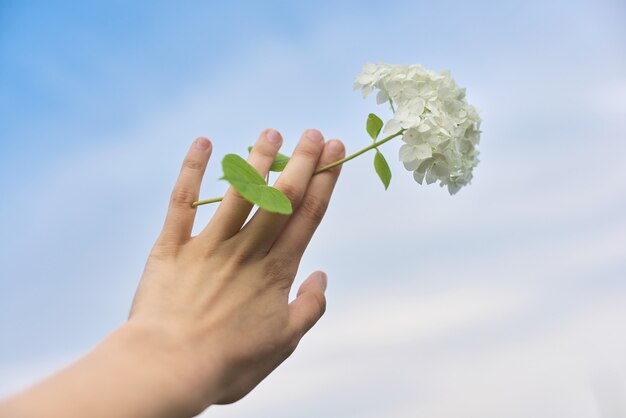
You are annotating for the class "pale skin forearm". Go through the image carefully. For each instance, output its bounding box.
[1,324,209,418]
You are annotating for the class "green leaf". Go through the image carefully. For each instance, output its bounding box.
[269,152,290,172]
[373,150,392,190]
[221,154,292,214]
[247,146,290,172]
[366,113,384,141]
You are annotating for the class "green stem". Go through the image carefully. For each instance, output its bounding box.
[388,98,395,113]
[191,196,224,207]
[191,129,405,207]
[314,129,404,174]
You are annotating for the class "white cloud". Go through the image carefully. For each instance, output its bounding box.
[204,292,626,418]
[591,77,626,120]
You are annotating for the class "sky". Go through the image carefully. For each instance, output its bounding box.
[1,0,626,416]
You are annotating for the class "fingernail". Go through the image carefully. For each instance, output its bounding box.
[319,272,328,291]
[328,140,343,155]
[306,129,323,142]
[195,137,211,150]
[266,129,282,143]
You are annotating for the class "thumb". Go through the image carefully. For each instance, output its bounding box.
[287,271,328,339]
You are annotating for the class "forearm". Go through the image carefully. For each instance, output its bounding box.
[0,323,204,418]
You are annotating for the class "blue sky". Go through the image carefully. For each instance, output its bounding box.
[1,1,626,416]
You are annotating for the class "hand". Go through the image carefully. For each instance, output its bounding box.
[127,128,345,413]
[0,128,344,418]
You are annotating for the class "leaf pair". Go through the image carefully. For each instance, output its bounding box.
[367,113,392,190]
[247,146,290,172]
[221,154,292,215]
[220,113,393,215]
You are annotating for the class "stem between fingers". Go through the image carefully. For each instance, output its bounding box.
[191,129,405,207]
[191,197,224,208]
[314,130,404,174]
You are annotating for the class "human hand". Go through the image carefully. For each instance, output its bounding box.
[127,128,345,414]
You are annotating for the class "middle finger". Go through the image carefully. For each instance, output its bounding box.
[235,129,325,254]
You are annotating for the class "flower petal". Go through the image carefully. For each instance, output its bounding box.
[413,169,426,184]
[425,169,438,184]
[417,158,434,173]
[414,144,432,159]
[418,122,431,133]
[403,159,420,171]
[356,74,376,84]
[376,89,389,104]
[432,161,450,178]
[399,144,418,162]
[383,118,402,134]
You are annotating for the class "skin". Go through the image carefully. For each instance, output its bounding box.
[0,128,345,418]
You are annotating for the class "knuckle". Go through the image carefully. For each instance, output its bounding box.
[188,236,218,258]
[221,240,254,270]
[216,236,265,276]
[150,240,178,260]
[182,157,204,172]
[217,251,248,281]
[277,183,302,206]
[228,188,252,206]
[170,187,196,209]
[324,163,343,176]
[263,255,297,284]
[298,195,328,224]
[296,145,321,160]
[253,142,278,160]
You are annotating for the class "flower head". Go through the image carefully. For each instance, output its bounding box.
[354,62,481,194]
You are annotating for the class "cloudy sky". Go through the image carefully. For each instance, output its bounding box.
[1,0,626,416]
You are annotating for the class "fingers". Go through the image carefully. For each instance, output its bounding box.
[202,129,283,241]
[269,139,345,258]
[159,137,212,246]
[287,271,328,339]
[235,129,326,254]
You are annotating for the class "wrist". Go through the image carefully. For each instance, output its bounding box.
[115,319,225,415]
[0,321,221,418]
[93,322,203,418]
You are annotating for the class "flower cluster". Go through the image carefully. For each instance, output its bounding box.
[354,62,481,194]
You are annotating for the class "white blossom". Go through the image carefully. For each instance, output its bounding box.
[354,62,481,194]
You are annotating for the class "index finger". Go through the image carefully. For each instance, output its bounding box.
[159,137,212,246]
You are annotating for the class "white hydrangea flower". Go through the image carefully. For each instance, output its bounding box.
[354,62,481,194]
